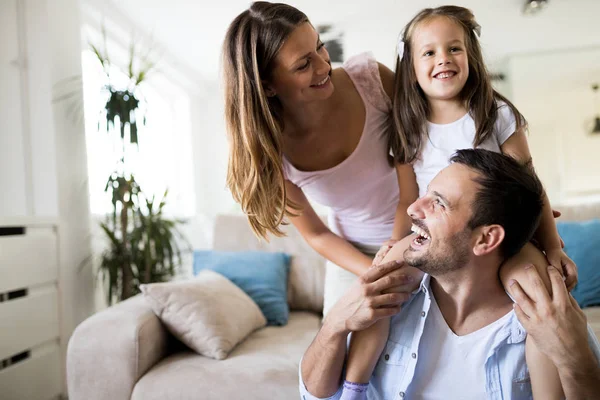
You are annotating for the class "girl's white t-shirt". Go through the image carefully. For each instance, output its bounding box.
[413,103,517,197]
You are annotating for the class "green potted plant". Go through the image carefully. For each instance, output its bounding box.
[91,35,188,305]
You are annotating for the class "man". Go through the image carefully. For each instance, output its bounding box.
[300,149,600,399]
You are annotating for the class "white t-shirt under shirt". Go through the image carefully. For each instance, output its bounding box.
[405,292,514,399]
[413,103,517,197]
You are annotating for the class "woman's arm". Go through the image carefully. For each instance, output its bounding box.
[377,62,394,100]
[501,130,577,289]
[285,180,372,275]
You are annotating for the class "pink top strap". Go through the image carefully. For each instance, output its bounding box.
[343,52,392,114]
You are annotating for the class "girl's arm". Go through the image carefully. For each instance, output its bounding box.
[372,163,419,266]
[391,163,419,239]
[285,180,372,275]
[526,337,565,400]
[501,130,577,289]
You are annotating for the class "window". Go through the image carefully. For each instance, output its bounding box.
[81,49,195,216]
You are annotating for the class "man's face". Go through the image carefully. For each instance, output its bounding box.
[404,163,479,275]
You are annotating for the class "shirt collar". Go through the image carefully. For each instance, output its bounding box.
[414,273,431,295]
[417,274,527,344]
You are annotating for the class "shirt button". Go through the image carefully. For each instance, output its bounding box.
[421,311,426,317]
[400,392,405,397]
[412,353,417,359]
[384,354,390,361]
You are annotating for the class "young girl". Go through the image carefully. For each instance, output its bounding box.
[343,6,578,399]
[223,1,422,323]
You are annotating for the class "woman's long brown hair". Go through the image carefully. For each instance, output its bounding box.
[390,6,527,164]
[222,2,307,239]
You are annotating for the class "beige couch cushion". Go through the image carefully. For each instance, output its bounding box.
[213,215,326,314]
[130,311,321,400]
[555,201,600,222]
[140,270,266,360]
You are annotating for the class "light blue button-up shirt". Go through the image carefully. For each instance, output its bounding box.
[299,275,600,400]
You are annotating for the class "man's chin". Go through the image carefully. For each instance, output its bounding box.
[403,248,424,269]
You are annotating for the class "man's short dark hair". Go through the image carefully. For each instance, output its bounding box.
[450,149,544,260]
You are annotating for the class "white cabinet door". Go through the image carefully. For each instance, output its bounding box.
[0,0,28,216]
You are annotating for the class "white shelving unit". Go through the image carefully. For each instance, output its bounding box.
[0,218,62,400]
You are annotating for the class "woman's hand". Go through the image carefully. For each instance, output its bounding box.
[546,247,578,291]
[372,239,400,266]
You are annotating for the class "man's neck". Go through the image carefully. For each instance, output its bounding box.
[430,259,513,336]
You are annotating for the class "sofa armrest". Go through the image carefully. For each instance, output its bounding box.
[67,294,171,400]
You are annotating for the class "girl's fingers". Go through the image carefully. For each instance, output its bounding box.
[372,240,399,266]
[563,261,578,291]
[552,209,561,218]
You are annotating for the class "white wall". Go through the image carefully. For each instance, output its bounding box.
[0,0,29,216]
[508,47,600,203]
[0,0,94,394]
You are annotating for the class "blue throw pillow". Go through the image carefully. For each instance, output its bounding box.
[557,219,600,308]
[193,250,291,326]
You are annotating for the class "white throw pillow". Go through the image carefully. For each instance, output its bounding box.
[140,270,267,360]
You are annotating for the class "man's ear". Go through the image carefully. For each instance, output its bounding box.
[473,225,505,256]
[262,81,276,97]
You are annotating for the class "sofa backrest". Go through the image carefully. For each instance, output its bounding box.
[555,201,600,222]
[211,201,600,315]
[213,215,325,314]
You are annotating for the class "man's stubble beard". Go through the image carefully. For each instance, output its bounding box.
[403,229,471,276]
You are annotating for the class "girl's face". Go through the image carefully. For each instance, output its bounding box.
[265,22,333,107]
[411,16,469,105]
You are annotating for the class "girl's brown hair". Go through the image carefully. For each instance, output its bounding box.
[222,2,308,238]
[390,5,527,164]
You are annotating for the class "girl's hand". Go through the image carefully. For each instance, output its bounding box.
[551,209,565,248]
[372,239,399,266]
[546,247,578,291]
[552,209,561,218]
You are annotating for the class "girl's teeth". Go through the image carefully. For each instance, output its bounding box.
[436,72,454,79]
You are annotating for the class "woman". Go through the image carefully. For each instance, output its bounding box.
[222,1,421,316]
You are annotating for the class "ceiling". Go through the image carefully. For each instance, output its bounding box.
[83,0,600,83]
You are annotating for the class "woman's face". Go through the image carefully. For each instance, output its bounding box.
[266,22,333,106]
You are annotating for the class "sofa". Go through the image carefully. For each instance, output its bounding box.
[67,203,600,400]
[67,214,326,400]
